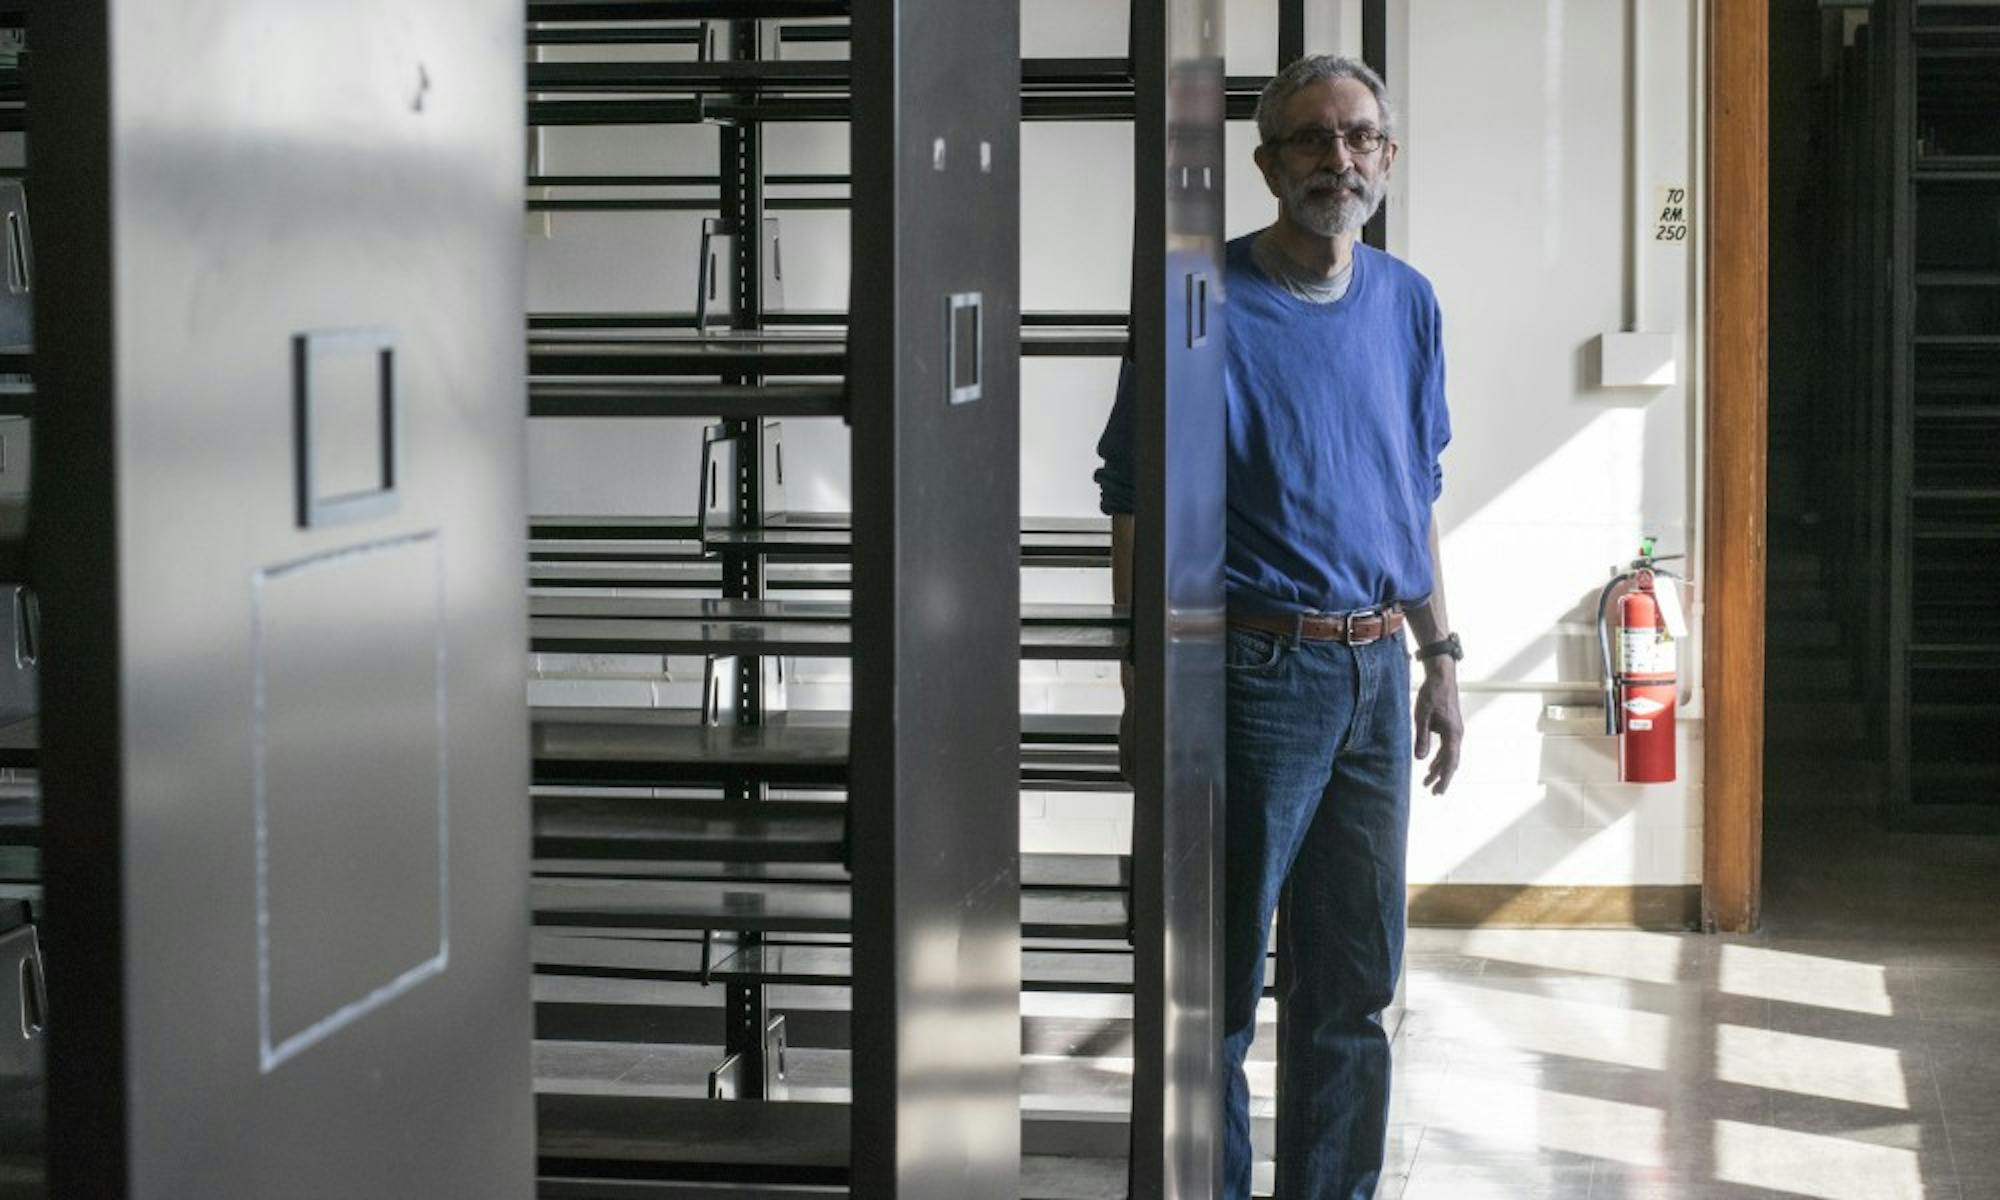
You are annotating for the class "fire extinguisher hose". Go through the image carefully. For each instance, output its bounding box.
[1596,572,1632,737]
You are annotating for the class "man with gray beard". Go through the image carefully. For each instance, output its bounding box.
[1096,55,1464,1200]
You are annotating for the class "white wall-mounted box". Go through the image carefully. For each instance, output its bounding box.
[1598,331,1679,387]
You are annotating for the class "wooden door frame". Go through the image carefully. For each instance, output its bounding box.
[1703,0,1767,933]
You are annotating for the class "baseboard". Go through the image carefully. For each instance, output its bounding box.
[1407,884,1701,930]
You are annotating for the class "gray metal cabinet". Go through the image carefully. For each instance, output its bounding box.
[34,3,532,1195]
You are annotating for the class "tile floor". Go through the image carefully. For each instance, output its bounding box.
[530,767,2000,1200]
[1376,768,2000,1200]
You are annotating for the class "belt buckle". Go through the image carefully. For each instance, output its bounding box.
[1344,607,1385,645]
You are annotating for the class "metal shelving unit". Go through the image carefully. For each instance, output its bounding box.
[0,16,53,1192]
[520,3,1065,1196]
[518,1,1248,1194]
[1883,1,2000,830]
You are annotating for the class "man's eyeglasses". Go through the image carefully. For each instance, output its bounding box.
[1266,126,1388,160]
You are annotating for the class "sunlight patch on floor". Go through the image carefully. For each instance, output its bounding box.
[1416,980,1672,1071]
[1429,1077,1668,1169]
[1718,943,1895,1016]
[1715,1023,1911,1111]
[1454,928,1691,986]
[1713,1119,1927,1200]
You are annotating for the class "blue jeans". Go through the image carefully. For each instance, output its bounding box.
[1221,624,1411,1200]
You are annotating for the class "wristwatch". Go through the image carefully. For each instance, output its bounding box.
[1414,632,1463,663]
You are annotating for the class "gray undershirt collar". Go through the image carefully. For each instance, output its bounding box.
[1251,228,1354,304]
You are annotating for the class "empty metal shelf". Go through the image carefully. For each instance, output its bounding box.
[529,308,1127,332]
[1020,626,1126,660]
[531,615,1125,660]
[530,513,1108,539]
[529,595,850,621]
[532,711,851,786]
[1021,713,1120,744]
[529,380,847,420]
[527,534,1108,568]
[533,616,847,656]
[529,541,709,564]
[527,0,846,20]
[535,934,1151,993]
[531,515,712,540]
[0,789,35,847]
[535,859,853,886]
[702,526,1110,565]
[530,710,1121,788]
[523,54,1270,127]
[1022,328,1128,357]
[528,562,850,590]
[533,794,847,863]
[0,498,25,581]
[538,1095,848,1186]
[532,92,1260,126]
[533,877,1129,940]
[527,329,1124,376]
[537,1087,1145,1198]
[527,594,1123,626]
[0,718,33,770]
[529,337,845,378]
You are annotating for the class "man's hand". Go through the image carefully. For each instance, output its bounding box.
[1412,661,1463,795]
[1408,512,1462,794]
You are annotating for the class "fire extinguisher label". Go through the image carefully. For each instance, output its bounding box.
[1620,630,1675,675]
[1655,576,1691,638]
[1624,696,1668,717]
[1629,718,1654,730]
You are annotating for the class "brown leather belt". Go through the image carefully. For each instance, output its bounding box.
[1230,606,1406,645]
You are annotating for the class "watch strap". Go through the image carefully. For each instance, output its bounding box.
[1414,632,1463,662]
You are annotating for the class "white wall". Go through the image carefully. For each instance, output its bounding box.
[527,1,1709,890]
[1400,0,1705,888]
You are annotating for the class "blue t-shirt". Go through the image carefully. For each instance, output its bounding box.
[1095,236,1451,615]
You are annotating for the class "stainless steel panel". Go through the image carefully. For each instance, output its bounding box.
[255,536,445,1070]
[1130,0,1229,1197]
[34,2,530,1196]
[849,0,1023,1195]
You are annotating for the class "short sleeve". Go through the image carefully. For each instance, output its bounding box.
[1424,296,1452,501]
[1094,357,1137,515]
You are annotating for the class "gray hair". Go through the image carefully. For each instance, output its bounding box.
[1255,55,1395,146]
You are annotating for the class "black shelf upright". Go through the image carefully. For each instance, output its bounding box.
[1818,16,1893,796]
[714,13,779,1103]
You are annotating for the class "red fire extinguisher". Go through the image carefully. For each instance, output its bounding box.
[1596,541,1687,784]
